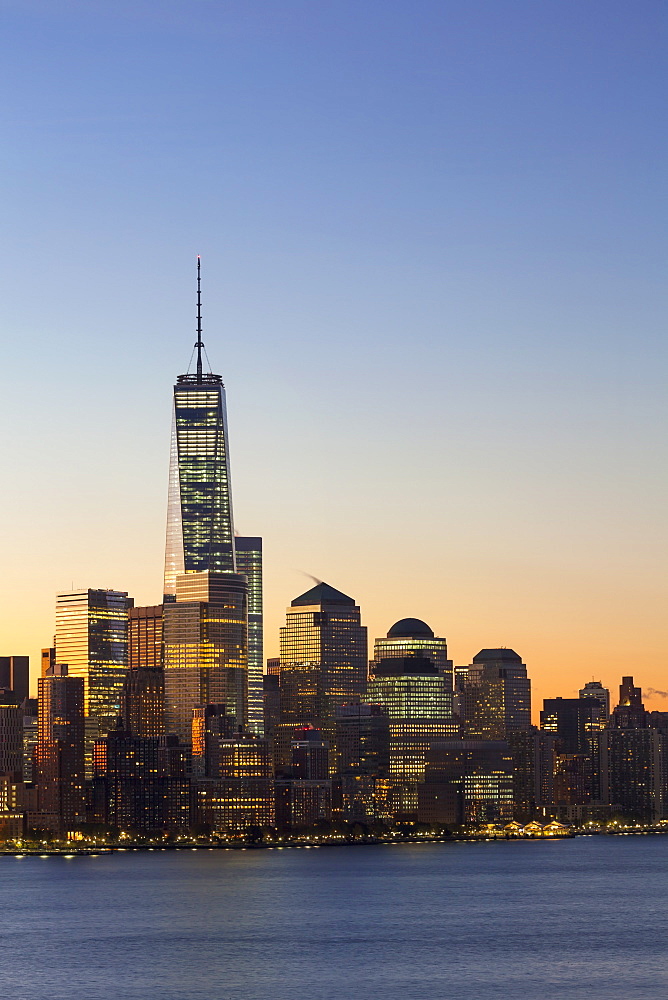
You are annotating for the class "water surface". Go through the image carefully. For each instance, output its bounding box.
[1,836,666,1000]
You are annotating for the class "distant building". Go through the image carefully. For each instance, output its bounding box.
[35,665,86,831]
[373,619,452,689]
[128,605,163,671]
[55,589,133,736]
[41,647,55,679]
[266,657,280,677]
[602,727,664,823]
[263,674,281,748]
[579,680,610,724]
[0,702,24,779]
[277,582,367,764]
[334,703,390,778]
[163,571,248,742]
[368,654,456,815]
[418,740,514,826]
[609,676,647,730]
[235,537,264,736]
[0,656,29,704]
[462,649,531,739]
[122,667,165,740]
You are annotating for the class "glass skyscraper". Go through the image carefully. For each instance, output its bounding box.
[163,261,236,601]
[55,589,133,732]
[234,536,264,735]
[162,260,256,742]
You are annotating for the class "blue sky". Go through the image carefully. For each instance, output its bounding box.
[1,0,666,707]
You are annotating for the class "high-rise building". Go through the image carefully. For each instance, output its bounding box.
[602,727,664,823]
[55,589,133,734]
[41,647,55,678]
[234,536,263,735]
[334,703,390,777]
[163,259,236,601]
[92,724,166,835]
[125,605,165,739]
[373,619,452,687]
[22,701,38,783]
[128,606,163,671]
[462,649,531,739]
[161,262,252,742]
[610,676,647,729]
[0,702,24,779]
[579,680,610,724]
[164,571,248,742]
[35,664,86,830]
[368,654,456,815]
[122,668,165,740]
[417,740,514,826]
[277,583,368,762]
[0,656,29,704]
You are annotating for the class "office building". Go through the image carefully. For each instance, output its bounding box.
[161,263,252,741]
[462,649,531,739]
[602,727,664,823]
[41,647,55,678]
[234,536,264,735]
[0,701,24,779]
[191,703,235,777]
[0,656,29,704]
[368,654,456,815]
[22,702,38,783]
[373,619,451,687]
[164,571,248,742]
[334,703,390,777]
[122,667,165,740]
[55,589,133,735]
[609,676,647,729]
[278,583,367,762]
[92,724,165,834]
[35,665,86,830]
[579,680,610,724]
[163,259,236,601]
[417,739,514,826]
[263,674,281,746]
[128,605,163,671]
[126,606,165,740]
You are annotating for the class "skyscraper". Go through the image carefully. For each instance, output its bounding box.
[277,582,368,763]
[55,589,133,734]
[373,619,452,688]
[0,656,29,704]
[162,261,251,743]
[368,654,456,815]
[164,572,248,742]
[163,258,236,601]
[35,664,86,831]
[234,536,264,735]
[579,680,610,724]
[462,649,531,739]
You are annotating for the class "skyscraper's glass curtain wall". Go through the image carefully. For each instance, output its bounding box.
[163,373,236,601]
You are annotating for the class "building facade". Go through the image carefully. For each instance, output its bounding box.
[55,589,133,735]
[163,571,248,742]
[234,536,264,735]
[278,583,368,761]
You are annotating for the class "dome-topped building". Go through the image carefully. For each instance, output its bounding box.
[387,618,434,639]
[372,617,451,687]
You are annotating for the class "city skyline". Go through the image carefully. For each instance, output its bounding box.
[1,2,666,718]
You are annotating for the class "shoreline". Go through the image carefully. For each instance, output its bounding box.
[3,826,667,856]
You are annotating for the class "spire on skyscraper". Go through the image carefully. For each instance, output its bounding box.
[196,255,203,384]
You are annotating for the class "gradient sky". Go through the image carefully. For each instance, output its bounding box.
[1,0,666,715]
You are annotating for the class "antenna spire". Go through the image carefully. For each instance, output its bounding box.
[196,255,203,383]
